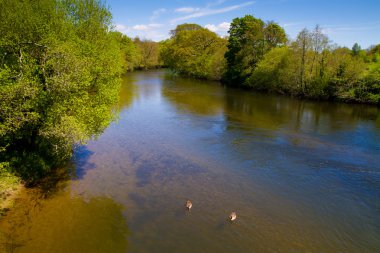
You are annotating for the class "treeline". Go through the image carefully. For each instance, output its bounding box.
[112,33,162,71]
[160,16,380,105]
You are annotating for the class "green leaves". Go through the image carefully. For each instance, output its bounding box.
[160,25,227,80]
[223,15,287,86]
[0,0,122,181]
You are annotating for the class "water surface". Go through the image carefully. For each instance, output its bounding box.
[1,70,380,253]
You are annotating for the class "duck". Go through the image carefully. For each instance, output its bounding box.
[185,200,192,211]
[229,211,237,221]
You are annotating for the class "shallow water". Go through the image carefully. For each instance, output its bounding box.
[1,70,380,253]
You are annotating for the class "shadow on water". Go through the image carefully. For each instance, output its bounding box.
[134,152,207,188]
[128,192,146,209]
[69,146,96,180]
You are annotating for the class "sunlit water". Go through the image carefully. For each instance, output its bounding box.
[1,70,380,253]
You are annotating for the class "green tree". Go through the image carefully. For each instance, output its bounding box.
[160,24,227,80]
[170,23,203,37]
[223,15,287,86]
[134,38,161,70]
[0,0,123,181]
[246,47,293,93]
[352,43,361,56]
[110,31,140,71]
[265,22,287,48]
[298,26,330,95]
[246,26,375,102]
[294,28,312,92]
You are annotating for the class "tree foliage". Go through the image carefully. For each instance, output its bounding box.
[110,33,162,71]
[223,15,287,85]
[110,31,140,71]
[134,38,161,70]
[0,0,123,181]
[160,24,227,80]
[247,26,379,104]
[169,23,203,37]
[352,43,361,56]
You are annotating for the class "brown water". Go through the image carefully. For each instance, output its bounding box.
[1,70,380,253]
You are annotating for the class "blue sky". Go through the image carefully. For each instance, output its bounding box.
[108,0,380,48]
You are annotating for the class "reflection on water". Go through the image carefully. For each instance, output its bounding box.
[1,70,380,253]
[162,76,225,116]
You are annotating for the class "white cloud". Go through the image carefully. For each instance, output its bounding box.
[205,24,218,32]
[132,24,163,31]
[281,22,302,28]
[129,23,167,41]
[205,22,230,32]
[115,23,129,33]
[175,7,201,13]
[150,8,166,21]
[206,0,227,8]
[171,1,255,24]
[205,22,230,36]
[219,22,231,31]
[133,25,149,31]
[113,23,168,41]
[143,31,167,41]
[132,29,168,41]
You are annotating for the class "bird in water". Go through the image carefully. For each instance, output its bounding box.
[185,200,192,211]
[229,211,237,221]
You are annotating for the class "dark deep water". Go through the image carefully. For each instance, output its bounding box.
[1,70,380,253]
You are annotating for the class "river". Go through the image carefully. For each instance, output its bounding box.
[1,70,380,253]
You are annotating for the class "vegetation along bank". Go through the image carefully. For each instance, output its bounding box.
[161,16,380,105]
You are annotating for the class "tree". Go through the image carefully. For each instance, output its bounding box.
[352,43,361,56]
[110,31,140,71]
[246,26,374,101]
[160,24,227,80]
[295,28,311,92]
[264,22,287,48]
[0,0,123,181]
[368,44,380,62]
[246,47,293,93]
[223,15,287,86]
[170,23,203,37]
[134,38,160,69]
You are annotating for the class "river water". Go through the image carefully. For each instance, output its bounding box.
[1,70,380,253]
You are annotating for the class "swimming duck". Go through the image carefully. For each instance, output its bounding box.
[185,200,192,210]
[229,211,237,221]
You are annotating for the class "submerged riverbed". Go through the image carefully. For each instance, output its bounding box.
[1,70,380,253]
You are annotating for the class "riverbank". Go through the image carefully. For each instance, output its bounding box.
[0,169,22,217]
[165,70,380,107]
[236,84,380,106]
